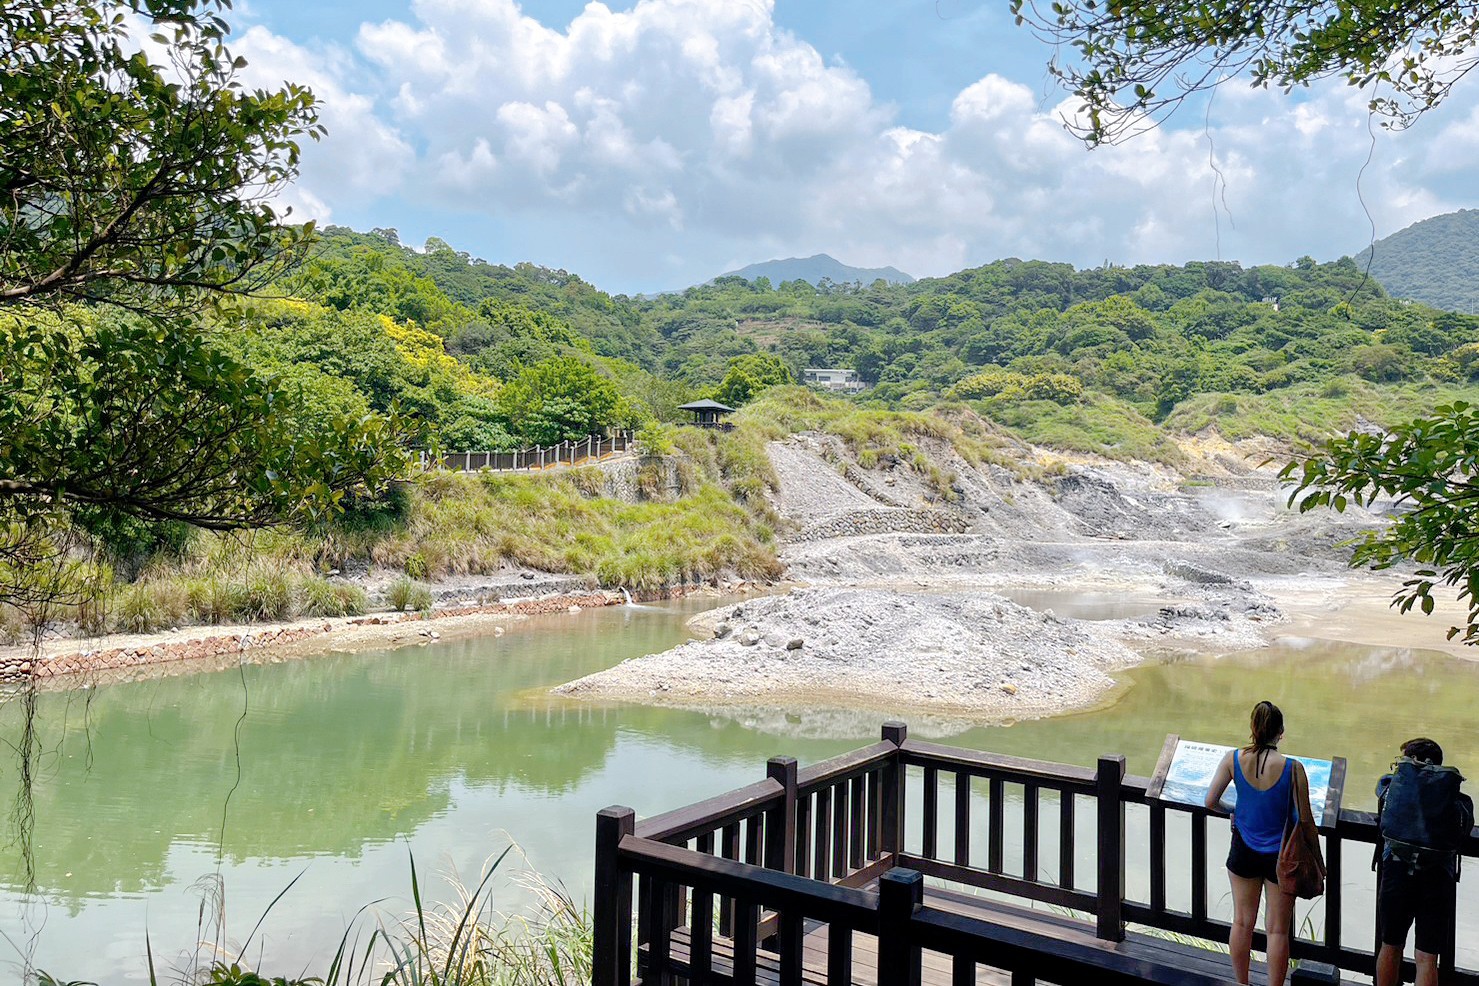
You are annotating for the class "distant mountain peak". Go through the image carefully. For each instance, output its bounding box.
[713,253,914,288]
[1357,209,1479,312]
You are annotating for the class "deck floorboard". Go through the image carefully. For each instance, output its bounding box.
[653,883,1255,985]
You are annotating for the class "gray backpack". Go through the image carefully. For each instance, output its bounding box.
[1375,758,1473,874]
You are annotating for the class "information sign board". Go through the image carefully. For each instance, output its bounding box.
[1151,736,1339,828]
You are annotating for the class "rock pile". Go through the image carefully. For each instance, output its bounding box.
[554,586,1143,720]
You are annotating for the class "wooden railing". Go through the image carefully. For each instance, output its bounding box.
[420,431,633,473]
[593,722,1479,986]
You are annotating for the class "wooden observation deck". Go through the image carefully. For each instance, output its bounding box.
[593,723,1479,986]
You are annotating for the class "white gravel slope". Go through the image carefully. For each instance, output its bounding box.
[553,587,1141,720]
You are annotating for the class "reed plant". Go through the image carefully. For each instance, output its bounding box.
[31,851,594,986]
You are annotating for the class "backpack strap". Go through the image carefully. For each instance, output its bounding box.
[1458,793,1474,883]
[1373,774,1392,872]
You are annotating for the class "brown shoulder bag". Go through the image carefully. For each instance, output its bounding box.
[1277,762,1326,898]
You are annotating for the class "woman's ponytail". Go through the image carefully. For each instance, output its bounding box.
[1243,700,1284,777]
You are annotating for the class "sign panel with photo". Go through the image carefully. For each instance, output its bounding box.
[1155,737,1336,827]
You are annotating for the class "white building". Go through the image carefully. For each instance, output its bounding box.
[803,367,866,393]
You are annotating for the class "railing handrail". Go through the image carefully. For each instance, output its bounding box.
[796,741,896,795]
[901,738,1100,792]
[635,778,783,843]
[618,835,880,929]
[418,430,635,474]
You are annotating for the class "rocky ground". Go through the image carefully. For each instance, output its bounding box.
[554,586,1143,719]
[556,430,1447,724]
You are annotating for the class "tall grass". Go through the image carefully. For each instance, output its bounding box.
[364,472,781,590]
[95,567,369,636]
[733,386,1019,497]
[1164,379,1478,445]
[985,392,1189,465]
[33,851,593,986]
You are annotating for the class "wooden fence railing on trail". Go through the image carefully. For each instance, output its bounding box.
[593,722,1479,986]
[419,430,634,473]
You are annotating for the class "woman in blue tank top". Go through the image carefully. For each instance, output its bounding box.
[1203,701,1315,986]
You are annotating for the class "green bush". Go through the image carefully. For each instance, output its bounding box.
[300,577,368,618]
[115,584,163,634]
[635,420,676,455]
[243,573,293,621]
[387,577,434,613]
[403,552,429,579]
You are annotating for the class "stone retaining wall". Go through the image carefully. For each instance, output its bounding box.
[790,508,971,542]
[600,455,684,503]
[0,589,649,684]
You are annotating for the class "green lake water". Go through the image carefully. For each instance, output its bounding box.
[2,595,1478,980]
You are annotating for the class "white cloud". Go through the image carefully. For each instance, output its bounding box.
[230,26,414,223]
[231,0,1478,289]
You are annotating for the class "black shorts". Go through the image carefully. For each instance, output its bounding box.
[1227,826,1280,883]
[1379,858,1456,955]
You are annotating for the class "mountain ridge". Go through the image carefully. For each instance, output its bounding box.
[1358,209,1479,313]
[715,253,914,287]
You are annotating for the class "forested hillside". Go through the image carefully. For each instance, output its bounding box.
[245,227,1479,459]
[1361,209,1479,312]
[11,221,1479,639]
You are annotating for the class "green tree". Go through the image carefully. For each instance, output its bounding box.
[0,1,404,610]
[1015,0,1479,143]
[496,357,624,445]
[1283,403,1479,642]
[714,353,794,406]
[2,0,321,311]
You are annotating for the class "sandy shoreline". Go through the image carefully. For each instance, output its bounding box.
[0,584,739,689]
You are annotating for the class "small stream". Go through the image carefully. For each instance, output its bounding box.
[2,594,1477,980]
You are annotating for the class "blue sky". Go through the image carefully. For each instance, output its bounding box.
[228,0,1477,294]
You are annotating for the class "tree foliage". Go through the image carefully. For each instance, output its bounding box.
[0,2,404,609]
[1011,0,1479,143]
[1283,402,1479,642]
[1,0,321,311]
[495,357,626,446]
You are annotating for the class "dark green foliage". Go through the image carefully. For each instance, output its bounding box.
[1011,0,1479,143]
[495,357,627,445]
[1,0,321,314]
[73,507,193,578]
[1284,401,1479,643]
[1360,209,1479,313]
[0,307,408,534]
[714,353,795,406]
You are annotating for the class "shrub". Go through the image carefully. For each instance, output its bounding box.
[115,584,163,634]
[243,572,293,621]
[0,605,25,646]
[387,577,434,613]
[635,420,676,455]
[300,576,364,618]
[403,552,429,579]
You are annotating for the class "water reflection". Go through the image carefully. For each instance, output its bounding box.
[3,599,1479,980]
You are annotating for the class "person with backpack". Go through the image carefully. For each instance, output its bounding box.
[1375,738,1474,986]
[1204,701,1318,986]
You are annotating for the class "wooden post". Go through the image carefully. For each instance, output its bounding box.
[593,806,635,986]
[765,756,799,874]
[1095,755,1126,943]
[877,868,923,986]
[882,721,907,858]
[463,451,471,471]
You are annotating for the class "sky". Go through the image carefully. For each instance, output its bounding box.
[225,0,1479,294]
